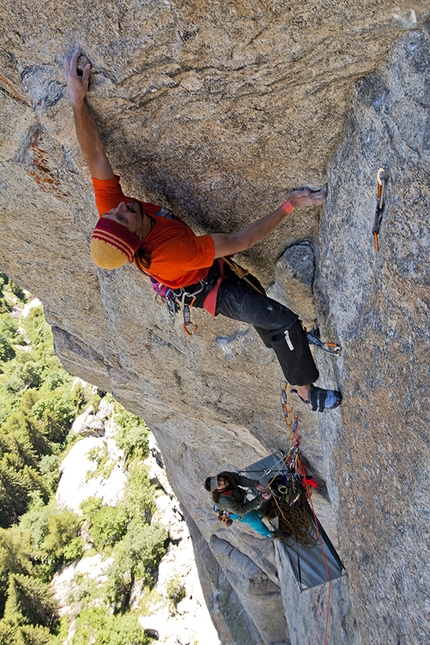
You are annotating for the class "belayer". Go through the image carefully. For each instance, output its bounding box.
[205,472,280,538]
[64,50,342,412]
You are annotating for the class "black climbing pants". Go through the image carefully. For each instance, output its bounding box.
[184,262,319,386]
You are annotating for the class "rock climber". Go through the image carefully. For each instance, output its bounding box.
[63,49,342,412]
[205,472,278,538]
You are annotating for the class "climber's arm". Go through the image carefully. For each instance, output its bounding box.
[63,50,114,181]
[211,186,327,258]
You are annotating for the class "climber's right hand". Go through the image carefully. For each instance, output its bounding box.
[63,49,91,107]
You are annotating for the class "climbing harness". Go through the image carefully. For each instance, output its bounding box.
[150,278,180,317]
[373,167,388,251]
[150,235,341,355]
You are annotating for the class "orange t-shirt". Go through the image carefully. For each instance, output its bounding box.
[92,176,215,288]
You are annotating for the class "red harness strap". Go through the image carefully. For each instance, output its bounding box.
[202,258,224,316]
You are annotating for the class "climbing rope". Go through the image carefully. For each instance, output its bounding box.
[279,382,332,645]
[222,257,266,295]
[262,496,318,547]
[282,383,331,645]
[259,383,318,545]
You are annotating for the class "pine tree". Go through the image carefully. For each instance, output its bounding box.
[0,527,32,618]
[32,393,75,444]
[0,619,17,644]
[0,436,7,461]
[2,412,49,458]
[41,510,83,564]
[4,573,58,629]
[3,433,38,470]
[0,333,15,362]
[14,623,52,645]
[0,461,30,528]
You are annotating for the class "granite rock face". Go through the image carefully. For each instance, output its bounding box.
[1,3,429,644]
[315,29,430,645]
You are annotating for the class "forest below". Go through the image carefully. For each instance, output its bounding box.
[0,274,173,645]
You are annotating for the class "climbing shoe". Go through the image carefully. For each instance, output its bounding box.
[291,385,342,412]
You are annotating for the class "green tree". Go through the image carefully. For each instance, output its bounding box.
[86,505,128,551]
[166,574,186,613]
[3,372,24,396]
[0,620,17,644]
[42,370,69,392]
[19,362,42,391]
[14,623,53,645]
[37,455,60,493]
[0,299,11,315]
[20,468,49,507]
[71,606,149,645]
[1,412,50,459]
[1,434,38,471]
[32,393,75,443]
[114,410,150,462]
[103,520,167,614]
[7,282,26,301]
[19,392,40,416]
[4,573,58,629]
[70,382,87,411]
[20,310,47,349]
[90,392,101,414]
[121,464,157,523]
[0,435,8,461]
[5,361,42,394]
[79,496,102,522]
[103,561,133,614]
[0,314,25,344]
[18,494,54,552]
[19,498,83,578]
[0,334,16,362]
[0,462,31,528]
[0,295,11,315]
[0,527,32,619]
[41,511,83,566]
[119,520,167,583]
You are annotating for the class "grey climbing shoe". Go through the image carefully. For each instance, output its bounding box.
[291,385,342,412]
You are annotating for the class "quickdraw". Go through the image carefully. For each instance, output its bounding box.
[280,384,318,490]
[373,167,388,251]
[183,302,198,336]
[306,328,341,356]
[178,284,205,335]
[151,278,200,335]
